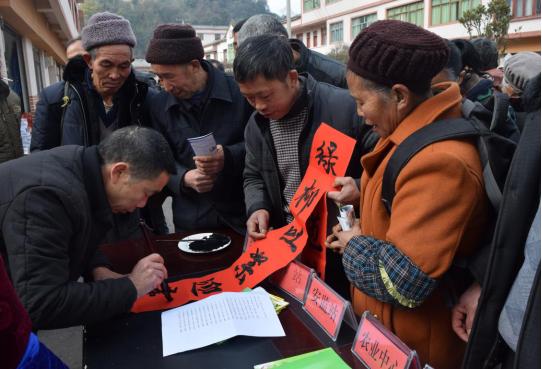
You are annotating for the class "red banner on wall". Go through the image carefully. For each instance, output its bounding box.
[131,123,355,313]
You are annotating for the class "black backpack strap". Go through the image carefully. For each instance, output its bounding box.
[381,118,481,213]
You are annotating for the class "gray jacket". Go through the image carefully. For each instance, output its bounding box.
[244,74,377,227]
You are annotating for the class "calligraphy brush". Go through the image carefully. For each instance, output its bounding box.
[139,221,173,302]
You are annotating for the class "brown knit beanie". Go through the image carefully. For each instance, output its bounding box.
[145,24,204,64]
[348,20,449,94]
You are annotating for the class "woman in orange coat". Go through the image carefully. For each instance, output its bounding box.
[327,20,488,369]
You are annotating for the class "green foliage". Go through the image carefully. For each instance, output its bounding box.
[459,0,512,54]
[327,44,349,64]
[80,0,269,58]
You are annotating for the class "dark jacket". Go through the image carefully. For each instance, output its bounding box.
[150,61,253,233]
[0,146,137,330]
[462,75,541,369]
[30,57,166,235]
[244,74,377,228]
[290,38,347,89]
[30,56,155,151]
[0,80,23,164]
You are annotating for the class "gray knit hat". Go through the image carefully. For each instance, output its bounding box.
[503,52,541,92]
[81,12,136,51]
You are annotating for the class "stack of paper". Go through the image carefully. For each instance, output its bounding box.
[161,288,286,356]
[244,288,289,314]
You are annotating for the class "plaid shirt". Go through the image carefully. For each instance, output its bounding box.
[343,236,437,308]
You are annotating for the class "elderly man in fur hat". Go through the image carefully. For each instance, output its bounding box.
[31,12,167,239]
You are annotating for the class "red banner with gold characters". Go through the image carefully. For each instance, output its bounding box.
[131,123,356,313]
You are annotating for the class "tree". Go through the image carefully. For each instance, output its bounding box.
[327,44,349,64]
[459,0,512,55]
[80,0,269,58]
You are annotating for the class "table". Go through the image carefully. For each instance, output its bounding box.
[85,231,366,369]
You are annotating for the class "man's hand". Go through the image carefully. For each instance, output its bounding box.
[128,253,168,298]
[183,169,215,193]
[247,209,270,240]
[92,266,124,281]
[327,177,360,205]
[194,144,225,176]
[451,282,482,342]
[325,221,361,254]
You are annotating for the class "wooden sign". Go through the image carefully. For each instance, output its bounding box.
[351,311,421,369]
[303,274,356,341]
[269,260,313,302]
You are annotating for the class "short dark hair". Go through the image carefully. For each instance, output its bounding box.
[233,18,247,34]
[98,126,176,180]
[234,34,293,83]
[453,39,483,74]
[444,40,462,80]
[471,37,498,70]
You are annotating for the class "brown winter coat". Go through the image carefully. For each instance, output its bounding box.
[352,82,488,369]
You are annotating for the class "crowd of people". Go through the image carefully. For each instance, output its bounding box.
[0,10,539,369]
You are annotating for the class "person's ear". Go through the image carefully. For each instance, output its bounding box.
[391,84,413,117]
[287,69,299,87]
[110,162,129,185]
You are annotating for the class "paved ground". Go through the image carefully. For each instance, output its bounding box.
[38,197,175,368]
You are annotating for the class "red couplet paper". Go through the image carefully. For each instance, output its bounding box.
[131,123,356,313]
[351,312,414,369]
[303,274,347,340]
[270,260,313,302]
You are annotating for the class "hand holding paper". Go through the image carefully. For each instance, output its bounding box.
[194,144,225,176]
[326,221,361,254]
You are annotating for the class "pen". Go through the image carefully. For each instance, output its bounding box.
[139,221,173,302]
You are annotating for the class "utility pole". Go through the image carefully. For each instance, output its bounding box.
[286,0,291,37]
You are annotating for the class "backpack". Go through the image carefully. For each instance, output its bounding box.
[380,99,518,305]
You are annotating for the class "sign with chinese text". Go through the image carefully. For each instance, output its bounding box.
[351,311,421,369]
[269,260,313,302]
[303,274,355,341]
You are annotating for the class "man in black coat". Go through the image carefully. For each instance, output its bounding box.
[234,35,377,298]
[30,11,166,238]
[0,127,175,330]
[146,24,253,234]
[238,14,347,89]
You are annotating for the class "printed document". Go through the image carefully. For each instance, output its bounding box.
[161,288,285,356]
[187,132,217,156]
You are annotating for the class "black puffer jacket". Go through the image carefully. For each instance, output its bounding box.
[290,38,347,89]
[0,146,136,329]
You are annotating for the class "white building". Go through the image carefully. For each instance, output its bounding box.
[203,25,234,66]
[0,0,83,113]
[290,0,540,55]
[193,25,229,46]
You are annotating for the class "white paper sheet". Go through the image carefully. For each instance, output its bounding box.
[161,289,285,356]
[187,132,217,156]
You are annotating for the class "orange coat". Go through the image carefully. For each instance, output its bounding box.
[352,83,488,369]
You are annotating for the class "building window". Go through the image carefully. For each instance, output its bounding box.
[215,33,221,40]
[387,2,425,27]
[306,33,311,48]
[313,31,318,47]
[304,0,320,11]
[351,13,377,37]
[197,33,204,39]
[432,0,481,25]
[330,21,344,43]
[508,0,541,17]
[33,48,44,93]
[325,0,341,4]
[321,27,327,45]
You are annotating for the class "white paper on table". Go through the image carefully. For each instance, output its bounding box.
[187,132,217,156]
[161,288,285,357]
